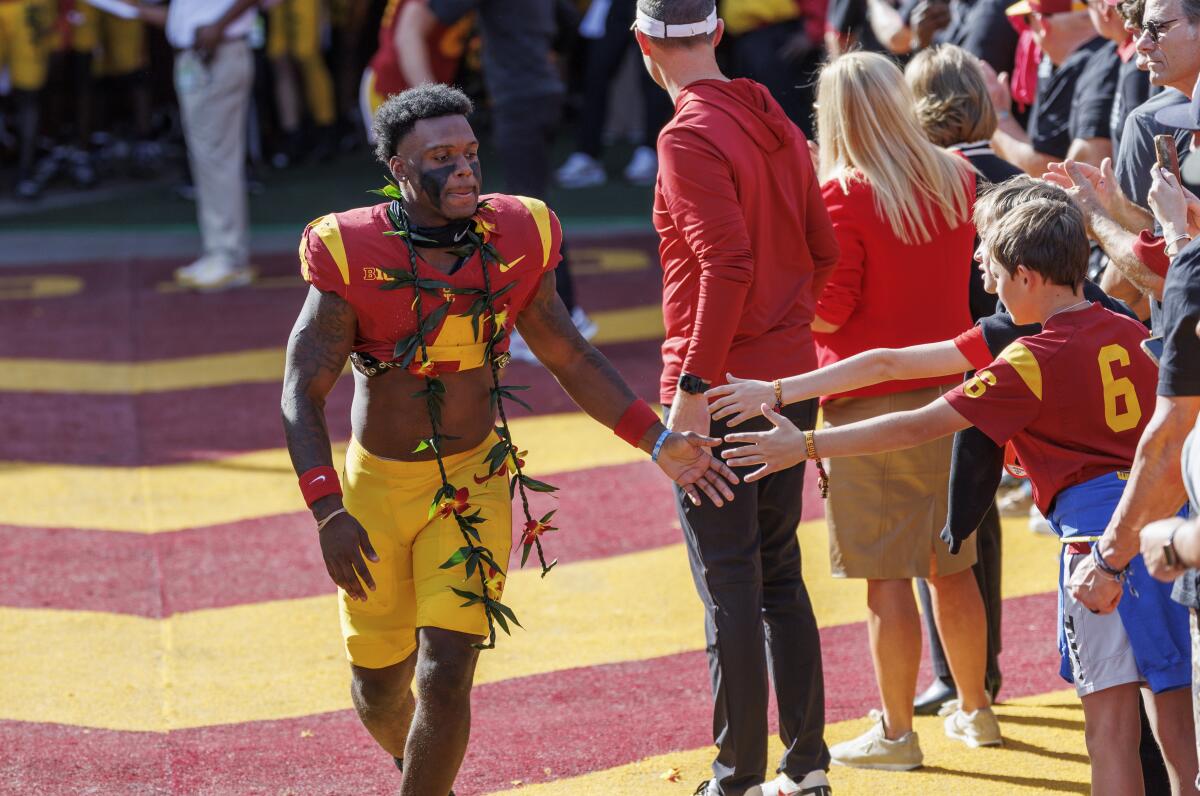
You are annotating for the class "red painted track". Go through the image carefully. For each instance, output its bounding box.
[0,592,1060,796]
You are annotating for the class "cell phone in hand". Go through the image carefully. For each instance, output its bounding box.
[1155,135,1182,184]
[1140,335,1164,367]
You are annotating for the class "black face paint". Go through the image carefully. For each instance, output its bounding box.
[469,157,482,190]
[418,163,457,215]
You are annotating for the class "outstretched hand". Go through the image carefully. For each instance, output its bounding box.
[706,373,775,427]
[721,403,806,483]
[655,431,739,507]
[1043,159,1121,225]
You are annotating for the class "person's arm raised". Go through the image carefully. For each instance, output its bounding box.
[517,271,739,507]
[722,397,972,482]
[707,340,971,427]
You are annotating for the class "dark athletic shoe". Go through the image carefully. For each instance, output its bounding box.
[913,677,956,716]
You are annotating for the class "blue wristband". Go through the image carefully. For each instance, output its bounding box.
[650,428,671,462]
[1092,543,1127,581]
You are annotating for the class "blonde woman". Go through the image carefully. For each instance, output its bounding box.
[813,51,997,770]
[903,43,1022,716]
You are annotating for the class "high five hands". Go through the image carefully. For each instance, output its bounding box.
[721,403,806,483]
[706,373,777,427]
[654,431,740,507]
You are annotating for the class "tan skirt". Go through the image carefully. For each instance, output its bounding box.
[823,384,977,580]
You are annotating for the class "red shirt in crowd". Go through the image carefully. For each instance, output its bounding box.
[368,0,471,99]
[814,174,976,401]
[655,78,840,405]
[945,303,1155,512]
[1133,229,1171,278]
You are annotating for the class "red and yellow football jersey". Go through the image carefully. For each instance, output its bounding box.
[944,303,1156,513]
[299,194,561,375]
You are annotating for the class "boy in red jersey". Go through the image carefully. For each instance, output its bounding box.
[720,197,1196,794]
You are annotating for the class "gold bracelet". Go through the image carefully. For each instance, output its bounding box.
[804,429,819,460]
[773,379,784,412]
[804,430,830,498]
[315,507,348,533]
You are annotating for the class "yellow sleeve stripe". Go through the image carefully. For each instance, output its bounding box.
[514,195,552,271]
[998,341,1042,400]
[311,215,351,285]
[298,232,311,282]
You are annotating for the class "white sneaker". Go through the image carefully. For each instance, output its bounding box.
[570,306,598,340]
[623,145,658,185]
[943,706,1002,748]
[555,152,606,189]
[1029,504,1055,536]
[829,712,923,771]
[174,256,255,291]
[748,770,832,795]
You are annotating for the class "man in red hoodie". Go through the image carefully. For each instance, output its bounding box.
[633,3,841,795]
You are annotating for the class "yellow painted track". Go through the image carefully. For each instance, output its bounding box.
[0,517,1060,732]
[0,304,664,394]
[0,411,653,533]
[485,691,1089,795]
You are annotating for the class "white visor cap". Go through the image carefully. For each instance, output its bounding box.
[632,7,718,37]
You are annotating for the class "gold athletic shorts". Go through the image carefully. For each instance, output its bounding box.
[339,433,512,669]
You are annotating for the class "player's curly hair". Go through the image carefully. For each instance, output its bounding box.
[373,84,474,165]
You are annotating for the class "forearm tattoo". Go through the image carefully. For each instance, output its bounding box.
[281,288,356,474]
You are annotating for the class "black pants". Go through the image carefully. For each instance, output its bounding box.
[729,20,822,138]
[576,0,671,156]
[677,400,829,795]
[918,502,1003,686]
[492,93,576,311]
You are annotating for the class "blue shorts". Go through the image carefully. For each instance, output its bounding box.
[1048,471,1191,695]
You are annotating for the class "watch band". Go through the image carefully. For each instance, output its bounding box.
[1164,522,1183,568]
[678,372,710,395]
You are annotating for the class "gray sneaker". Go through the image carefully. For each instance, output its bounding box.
[943,706,1002,748]
[830,712,923,771]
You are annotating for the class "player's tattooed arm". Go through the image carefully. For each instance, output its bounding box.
[516,271,737,506]
[281,286,356,479]
[281,288,379,601]
[516,270,639,429]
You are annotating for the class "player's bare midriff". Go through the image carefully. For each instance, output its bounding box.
[350,365,499,461]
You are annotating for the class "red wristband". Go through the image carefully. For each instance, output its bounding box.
[299,466,342,506]
[614,399,660,448]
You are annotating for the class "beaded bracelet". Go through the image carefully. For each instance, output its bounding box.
[803,429,830,498]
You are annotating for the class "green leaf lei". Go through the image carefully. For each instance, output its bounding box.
[374,182,558,650]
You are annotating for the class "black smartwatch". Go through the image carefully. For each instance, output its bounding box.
[678,372,710,395]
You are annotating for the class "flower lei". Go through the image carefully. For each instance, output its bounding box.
[372,182,559,650]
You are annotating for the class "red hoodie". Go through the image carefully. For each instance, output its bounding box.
[655,78,840,405]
